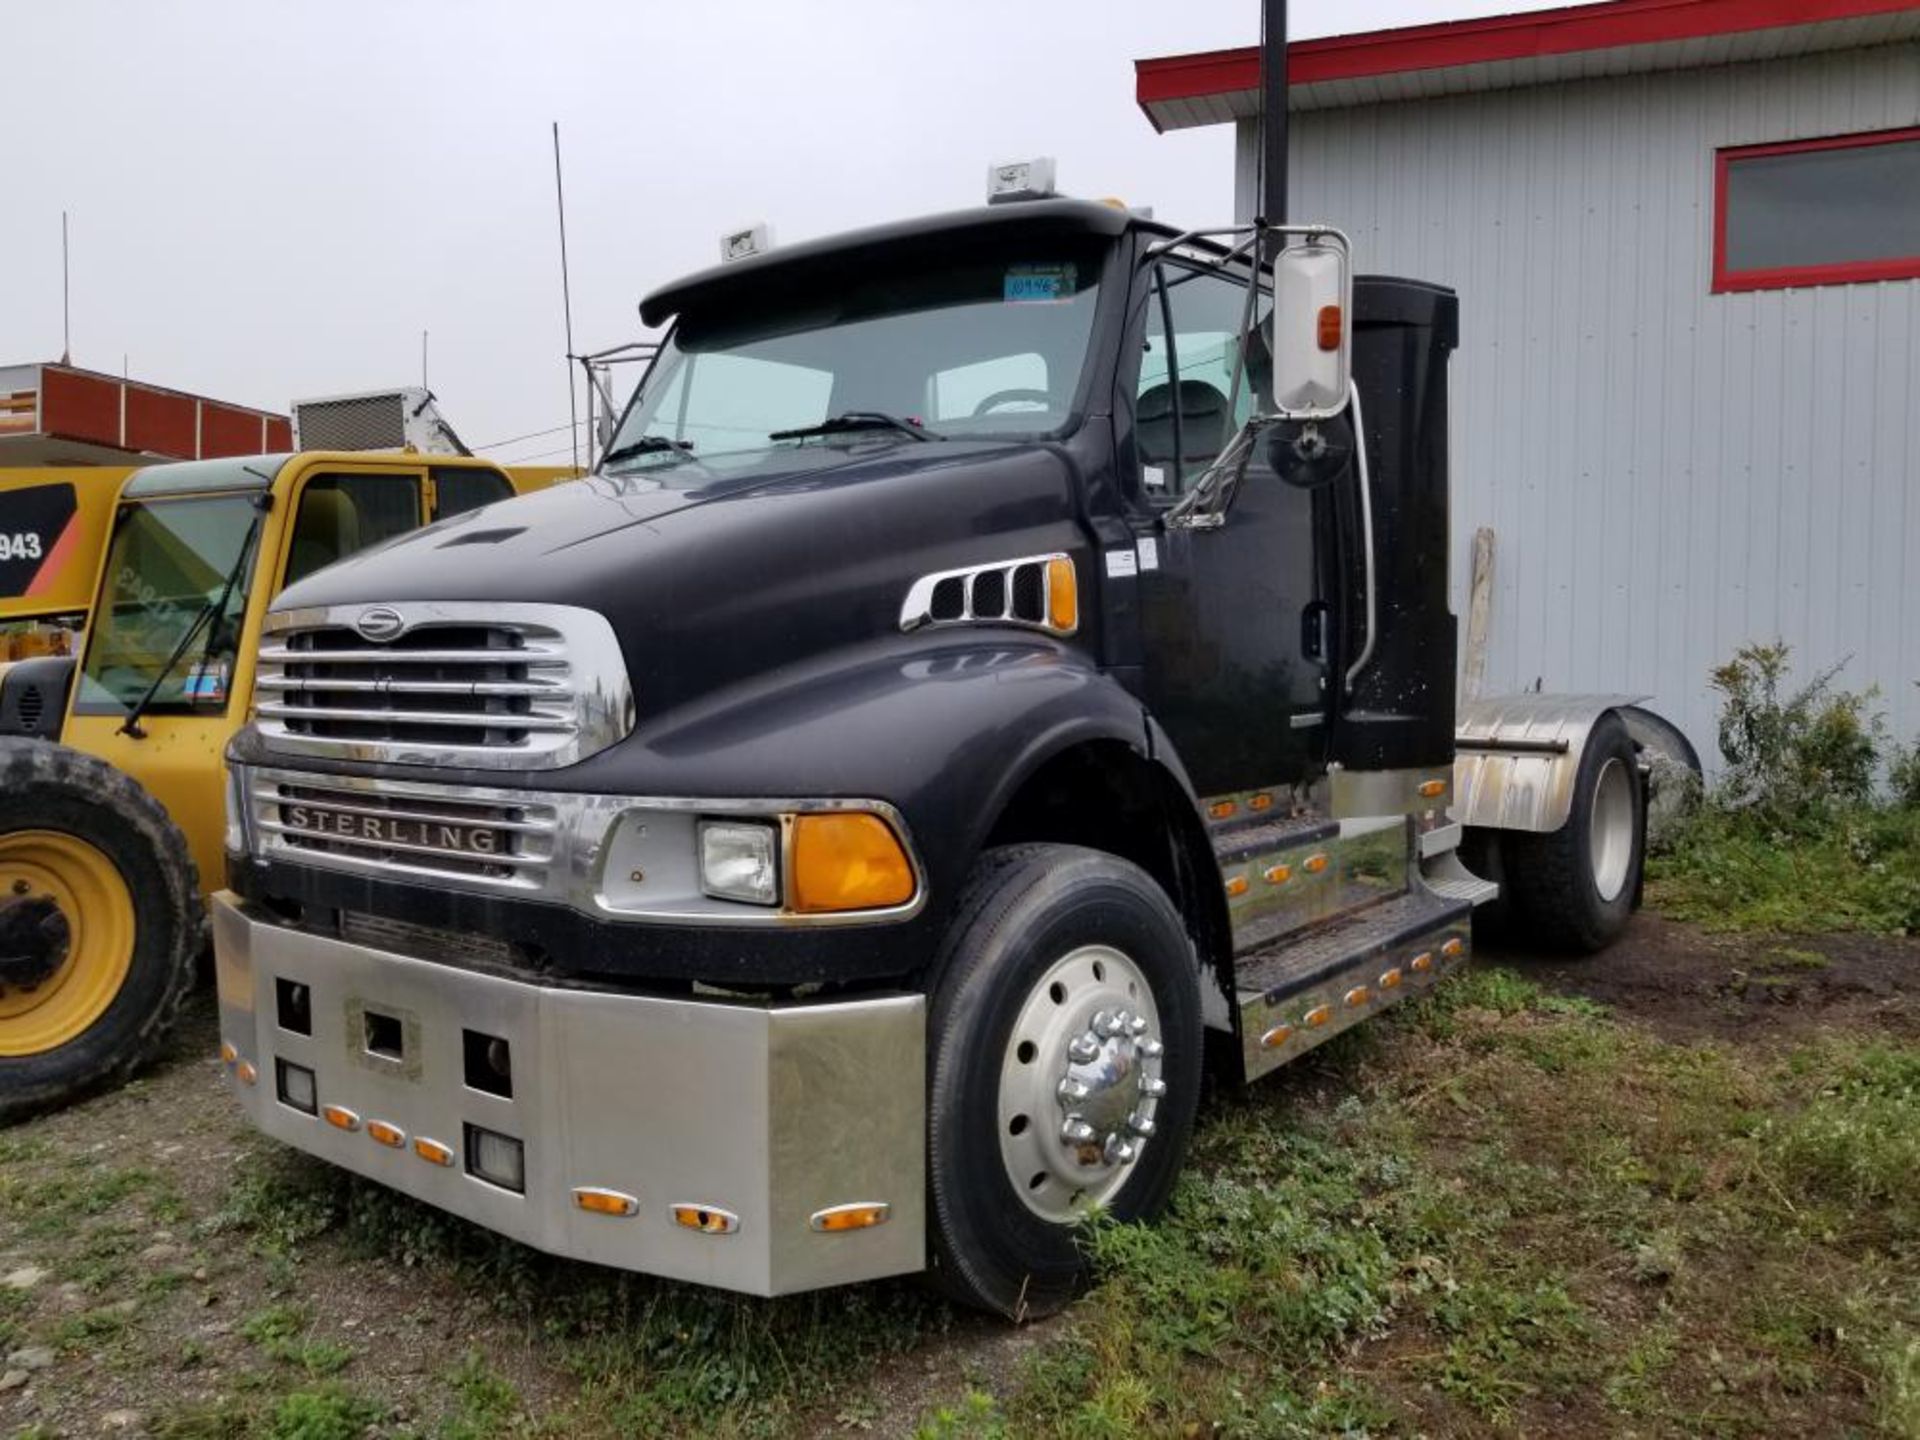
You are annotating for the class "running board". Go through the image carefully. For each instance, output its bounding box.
[1235,886,1472,1084]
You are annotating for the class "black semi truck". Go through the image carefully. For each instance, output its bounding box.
[212,188,1647,1317]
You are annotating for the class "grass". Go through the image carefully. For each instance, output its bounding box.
[14,950,1910,1438]
[906,968,1920,1437]
[1648,803,1920,936]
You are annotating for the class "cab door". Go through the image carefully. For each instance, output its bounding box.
[1127,259,1333,798]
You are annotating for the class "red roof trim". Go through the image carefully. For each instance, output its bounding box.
[1136,0,1918,125]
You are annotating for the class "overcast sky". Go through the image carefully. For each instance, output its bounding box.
[8,0,1574,464]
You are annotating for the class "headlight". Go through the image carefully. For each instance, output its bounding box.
[698,820,779,906]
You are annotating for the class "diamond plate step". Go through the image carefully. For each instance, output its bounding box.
[1235,885,1471,1084]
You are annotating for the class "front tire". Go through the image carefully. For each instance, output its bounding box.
[0,740,200,1123]
[1502,712,1644,953]
[925,845,1203,1319]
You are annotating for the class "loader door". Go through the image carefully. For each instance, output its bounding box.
[1129,260,1333,798]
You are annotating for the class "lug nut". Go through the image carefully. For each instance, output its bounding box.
[1129,1113,1157,1138]
[1129,1015,1149,1036]
[1090,1010,1117,1039]
[1137,1037,1165,1058]
[1138,1076,1168,1099]
[1103,1134,1138,1165]
[1057,1078,1090,1103]
[1061,1117,1097,1145]
[1067,1035,1100,1064]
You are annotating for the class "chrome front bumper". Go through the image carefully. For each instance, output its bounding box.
[211,894,926,1296]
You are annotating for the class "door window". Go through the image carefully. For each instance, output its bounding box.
[283,474,423,587]
[1136,263,1271,498]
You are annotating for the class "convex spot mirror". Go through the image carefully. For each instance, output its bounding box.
[1271,229,1353,421]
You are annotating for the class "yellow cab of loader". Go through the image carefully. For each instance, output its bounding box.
[0,450,563,1118]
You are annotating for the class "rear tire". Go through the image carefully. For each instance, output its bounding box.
[0,740,200,1124]
[925,845,1203,1320]
[1501,713,1644,953]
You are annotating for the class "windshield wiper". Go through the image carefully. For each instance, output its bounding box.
[117,508,263,739]
[600,435,695,468]
[770,412,942,443]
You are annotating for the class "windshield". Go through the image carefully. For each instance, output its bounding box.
[75,495,259,715]
[605,239,1108,479]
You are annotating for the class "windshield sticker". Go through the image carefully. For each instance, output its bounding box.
[1004,264,1076,304]
[183,660,229,703]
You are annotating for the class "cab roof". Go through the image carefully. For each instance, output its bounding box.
[639,199,1174,329]
[121,450,505,499]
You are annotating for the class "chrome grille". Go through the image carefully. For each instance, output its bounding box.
[249,770,558,891]
[254,602,630,769]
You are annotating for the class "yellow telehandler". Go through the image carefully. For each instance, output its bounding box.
[0,450,563,1119]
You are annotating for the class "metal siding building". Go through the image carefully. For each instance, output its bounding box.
[1138,1,1920,762]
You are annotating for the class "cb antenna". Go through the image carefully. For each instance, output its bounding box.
[61,211,72,365]
[551,122,581,472]
[1261,0,1289,253]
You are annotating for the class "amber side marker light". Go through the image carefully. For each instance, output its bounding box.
[1417,778,1447,799]
[810,1202,890,1233]
[1304,854,1330,874]
[322,1105,360,1132]
[1208,799,1237,820]
[414,1137,455,1167]
[1442,937,1465,958]
[790,813,915,914]
[234,1059,258,1087]
[1224,875,1249,898]
[1045,556,1078,633]
[1248,792,1274,812]
[1260,1023,1293,1050]
[1410,951,1435,973]
[574,1187,640,1217]
[219,1041,237,1066]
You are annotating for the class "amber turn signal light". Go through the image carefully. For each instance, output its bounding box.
[790,813,915,914]
[1045,556,1078,633]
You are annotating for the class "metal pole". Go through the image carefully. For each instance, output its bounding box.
[61,211,71,365]
[1261,0,1289,241]
[421,329,429,390]
[551,122,581,472]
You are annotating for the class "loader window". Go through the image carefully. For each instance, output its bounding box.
[431,467,513,520]
[283,474,424,587]
[1136,262,1271,498]
[74,494,260,715]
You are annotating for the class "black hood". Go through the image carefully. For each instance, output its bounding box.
[273,438,1091,723]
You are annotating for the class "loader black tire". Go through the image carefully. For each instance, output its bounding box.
[0,739,201,1124]
[1500,712,1644,954]
[924,844,1203,1321]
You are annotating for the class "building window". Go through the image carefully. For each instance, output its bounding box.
[1713,127,1920,293]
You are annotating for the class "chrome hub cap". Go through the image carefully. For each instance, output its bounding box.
[998,944,1166,1222]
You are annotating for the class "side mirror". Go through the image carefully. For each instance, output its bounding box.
[1270,230,1352,420]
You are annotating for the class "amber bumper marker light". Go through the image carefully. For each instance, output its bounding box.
[235,1059,259,1087]
[672,1204,739,1235]
[790,813,915,914]
[574,1187,640,1217]
[219,1041,237,1066]
[810,1202,890,1233]
[322,1104,360,1132]
[366,1120,406,1149]
[414,1137,455,1168]
[1442,937,1465,958]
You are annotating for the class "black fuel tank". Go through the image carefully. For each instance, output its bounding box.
[1332,276,1460,773]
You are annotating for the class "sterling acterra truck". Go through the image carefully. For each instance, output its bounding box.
[212,172,1649,1318]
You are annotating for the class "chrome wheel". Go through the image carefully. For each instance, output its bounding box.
[997,943,1165,1222]
[1589,757,1635,903]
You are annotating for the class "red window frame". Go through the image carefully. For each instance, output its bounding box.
[1713,126,1920,294]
